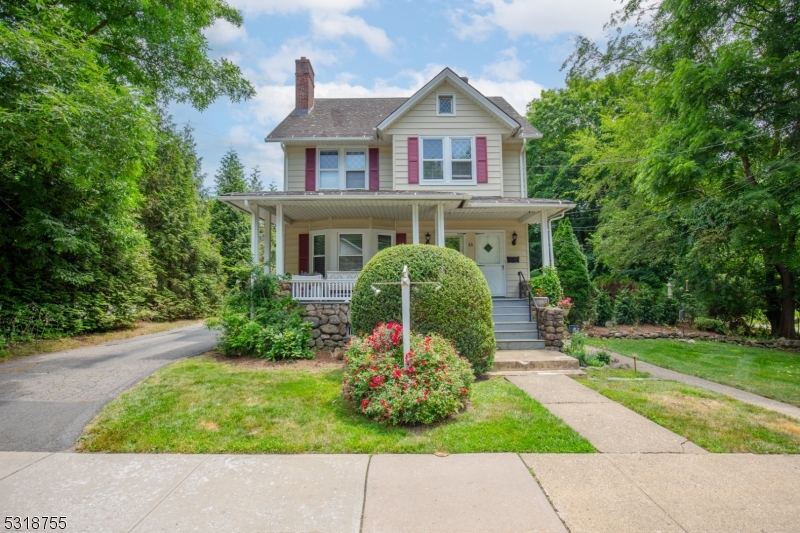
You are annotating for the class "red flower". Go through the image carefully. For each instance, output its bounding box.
[460,388,468,395]
[392,367,402,379]
[361,399,370,410]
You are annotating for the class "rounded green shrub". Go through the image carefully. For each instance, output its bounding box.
[342,322,474,425]
[529,265,563,303]
[350,244,495,374]
[613,289,638,325]
[594,290,614,325]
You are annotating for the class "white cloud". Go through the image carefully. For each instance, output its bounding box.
[470,78,544,116]
[482,47,524,81]
[310,12,392,56]
[453,0,619,41]
[251,38,342,85]
[203,19,248,44]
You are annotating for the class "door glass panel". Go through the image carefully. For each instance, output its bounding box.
[476,234,502,264]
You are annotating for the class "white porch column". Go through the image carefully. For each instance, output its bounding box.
[540,211,552,267]
[275,203,285,275]
[548,219,555,267]
[435,203,445,247]
[411,203,420,244]
[250,209,259,266]
[261,207,271,273]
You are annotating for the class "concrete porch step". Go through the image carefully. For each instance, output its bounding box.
[492,313,532,321]
[487,369,587,377]
[493,322,539,332]
[496,339,547,350]
[491,350,580,371]
[496,330,541,341]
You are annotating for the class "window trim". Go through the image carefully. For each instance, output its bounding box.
[419,136,476,185]
[436,93,456,116]
[311,232,327,276]
[317,147,369,191]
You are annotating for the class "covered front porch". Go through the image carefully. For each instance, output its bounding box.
[217,191,574,302]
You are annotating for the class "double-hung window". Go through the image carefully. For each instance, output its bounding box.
[338,234,363,271]
[318,149,367,190]
[312,234,326,276]
[421,137,475,184]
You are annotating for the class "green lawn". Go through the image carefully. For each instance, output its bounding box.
[79,356,594,454]
[587,338,800,407]
[582,368,800,454]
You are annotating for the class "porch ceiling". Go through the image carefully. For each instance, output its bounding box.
[217,191,574,222]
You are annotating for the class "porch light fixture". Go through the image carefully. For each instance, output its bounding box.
[512,231,518,246]
[425,232,431,244]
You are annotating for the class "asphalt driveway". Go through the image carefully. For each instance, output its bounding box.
[0,324,218,452]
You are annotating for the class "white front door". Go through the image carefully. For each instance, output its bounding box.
[475,232,505,297]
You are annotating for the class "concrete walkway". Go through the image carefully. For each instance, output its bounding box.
[591,347,800,420]
[508,374,706,453]
[0,324,218,452]
[3,451,799,533]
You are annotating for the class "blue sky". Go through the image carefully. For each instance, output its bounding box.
[172,0,620,190]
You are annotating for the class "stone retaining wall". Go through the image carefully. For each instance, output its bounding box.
[586,328,800,353]
[536,307,565,351]
[301,303,352,350]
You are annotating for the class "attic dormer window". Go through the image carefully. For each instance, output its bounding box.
[437,94,455,115]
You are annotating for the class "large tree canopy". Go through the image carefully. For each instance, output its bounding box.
[552,0,800,337]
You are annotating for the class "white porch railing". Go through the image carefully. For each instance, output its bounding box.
[288,273,358,302]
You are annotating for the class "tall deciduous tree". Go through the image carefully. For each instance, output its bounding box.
[139,117,223,319]
[568,0,800,337]
[0,6,155,335]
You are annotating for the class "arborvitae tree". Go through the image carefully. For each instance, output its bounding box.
[139,118,224,319]
[553,218,594,322]
[594,290,614,325]
[210,149,252,279]
[613,289,638,325]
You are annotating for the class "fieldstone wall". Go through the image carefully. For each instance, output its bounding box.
[302,303,352,350]
[586,327,800,353]
[537,307,565,351]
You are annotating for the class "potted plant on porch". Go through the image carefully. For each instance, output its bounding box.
[557,297,574,317]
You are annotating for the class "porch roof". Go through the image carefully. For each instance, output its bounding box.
[217,191,574,223]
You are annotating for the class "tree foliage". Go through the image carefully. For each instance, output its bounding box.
[139,117,224,319]
[553,218,594,321]
[531,0,800,337]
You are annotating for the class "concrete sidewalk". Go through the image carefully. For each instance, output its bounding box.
[508,374,706,453]
[0,452,567,533]
[3,451,799,533]
[590,347,800,421]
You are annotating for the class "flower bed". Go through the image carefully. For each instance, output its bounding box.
[342,322,474,425]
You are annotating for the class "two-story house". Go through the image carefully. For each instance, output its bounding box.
[218,57,574,304]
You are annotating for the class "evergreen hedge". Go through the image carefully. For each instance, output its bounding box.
[350,245,496,374]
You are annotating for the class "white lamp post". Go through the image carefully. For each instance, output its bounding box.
[372,265,441,369]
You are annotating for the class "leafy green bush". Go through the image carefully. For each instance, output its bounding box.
[529,266,564,303]
[596,349,611,365]
[634,285,659,325]
[350,245,495,374]
[208,269,312,360]
[594,290,614,325]
[613,289,638,325]
[694,317,727,334]
[553,218,595,322]
[342,322,474,425]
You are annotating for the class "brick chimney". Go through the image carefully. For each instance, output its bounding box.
[295,57,315,112]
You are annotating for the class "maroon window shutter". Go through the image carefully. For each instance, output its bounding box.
[395,233,407,245]
[298,234,310,274]
[476,136,488,183]
[305,148,316,191]
[407,137,419,184]
[369,148,380,190]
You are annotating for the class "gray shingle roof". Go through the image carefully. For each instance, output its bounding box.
[265,96,540,140]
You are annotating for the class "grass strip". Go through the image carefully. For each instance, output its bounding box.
[587,338,800,407]
[79,356,595,454]
[582,368,800,454]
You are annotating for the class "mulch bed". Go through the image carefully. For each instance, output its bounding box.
[209,350,345,370]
